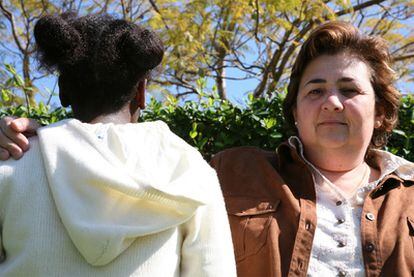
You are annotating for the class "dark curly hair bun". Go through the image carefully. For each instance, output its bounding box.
[33,12,164,121]
[34,13,82,69]
[120,26,164,71]
[95,19,164,82]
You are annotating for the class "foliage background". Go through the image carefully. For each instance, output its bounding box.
[0,0,413,161]
[0,0,414,104]
[1,94,413,161]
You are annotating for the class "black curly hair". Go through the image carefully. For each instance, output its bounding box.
[34,12,164,121]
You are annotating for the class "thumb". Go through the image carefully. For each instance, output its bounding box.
[10,118,42,135]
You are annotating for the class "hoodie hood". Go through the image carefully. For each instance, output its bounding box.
[38,119,210,266]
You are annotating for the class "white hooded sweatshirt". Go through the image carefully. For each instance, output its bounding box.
[0,119,236,276]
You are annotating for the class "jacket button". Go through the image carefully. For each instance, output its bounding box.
[337,270,348,277]
[366,213,375,221]
[337,218,345,224]
[365,243,375,252]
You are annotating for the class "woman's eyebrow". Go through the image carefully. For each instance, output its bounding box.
[337,77,355,83]
[304,77,357,87]
[304,78,326,86]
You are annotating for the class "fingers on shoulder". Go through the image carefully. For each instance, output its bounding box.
[0,117,30,159]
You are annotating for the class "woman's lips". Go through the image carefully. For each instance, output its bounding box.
[318,121,347,126]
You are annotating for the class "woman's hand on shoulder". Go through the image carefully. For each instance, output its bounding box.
[0,117,41,160]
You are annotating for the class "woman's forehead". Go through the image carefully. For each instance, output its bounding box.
[300,54,372,86]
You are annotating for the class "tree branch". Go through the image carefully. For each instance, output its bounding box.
[268,22,314,94]
[335,0,387,17]
[253,21,297,97]
[254,0,260,41]
[391,41,414,55]
[148,0,169,30]
[393,53,414,62]
[0,0,24,52]
[176,90,197,98]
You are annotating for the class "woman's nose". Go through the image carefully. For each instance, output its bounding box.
[321,92,344,112]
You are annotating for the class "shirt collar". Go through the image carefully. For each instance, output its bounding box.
[287,136,414,182]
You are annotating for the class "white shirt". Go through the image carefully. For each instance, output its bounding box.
[288,137,414,277]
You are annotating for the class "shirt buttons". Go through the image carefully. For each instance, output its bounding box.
[337,218,345,224]
[365,243,375,252]
[337,240,347,247]
[366,213,375,221]
[337,270,348,277]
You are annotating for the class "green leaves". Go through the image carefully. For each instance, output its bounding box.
[386,95,414,161]
[0,105,72,126]
[140,93,414,161]
[140,93,290,159]
[0,93,412,162]
[1,89,10,102]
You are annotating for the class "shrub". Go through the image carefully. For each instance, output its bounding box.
[1,94,413,161]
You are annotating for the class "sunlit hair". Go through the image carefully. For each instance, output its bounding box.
[283,21,401,148]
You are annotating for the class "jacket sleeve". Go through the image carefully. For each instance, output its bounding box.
[180,165,236,277]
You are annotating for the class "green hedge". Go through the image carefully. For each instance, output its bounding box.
[1,94,413,161]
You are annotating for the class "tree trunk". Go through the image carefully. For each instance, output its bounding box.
[22,53,35,105]
[216,54,227,100]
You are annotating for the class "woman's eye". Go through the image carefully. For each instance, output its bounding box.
[308,89,323,95]
[340,88,359,95]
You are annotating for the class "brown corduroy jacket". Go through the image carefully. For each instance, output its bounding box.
[210,143,414,277]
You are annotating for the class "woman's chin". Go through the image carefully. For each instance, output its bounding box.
[316,135,349,149]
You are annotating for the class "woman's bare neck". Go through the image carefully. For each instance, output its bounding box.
[88,105,134,124]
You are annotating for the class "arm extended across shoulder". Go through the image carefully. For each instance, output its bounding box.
[0,117,41,160]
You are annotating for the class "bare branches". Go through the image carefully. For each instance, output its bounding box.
[0,0,24,52]
[148,0,169,30]
[176,90,197,98]
[254,0,259,41]
[392,41,414,55]
[393,54,414,62]
[0,0,413,104]
[335,0,387,17]
[253,19,298,97]
[251,0,393,98]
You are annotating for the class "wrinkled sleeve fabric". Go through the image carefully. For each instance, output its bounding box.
[179,165,236,277]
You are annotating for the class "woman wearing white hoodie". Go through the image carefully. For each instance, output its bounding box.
[0,13,236,276]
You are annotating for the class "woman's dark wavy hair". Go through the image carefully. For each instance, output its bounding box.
[34,12,164,121]
[283,21,401,149]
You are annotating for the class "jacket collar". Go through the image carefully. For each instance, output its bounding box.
[278,136,414,198]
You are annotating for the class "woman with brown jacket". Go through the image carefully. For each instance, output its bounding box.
[1,21,414,276]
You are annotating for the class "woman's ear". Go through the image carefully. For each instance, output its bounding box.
[129,79,147,123]
[374,104,385,129]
